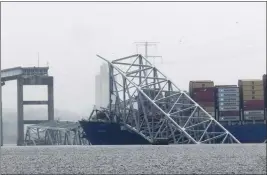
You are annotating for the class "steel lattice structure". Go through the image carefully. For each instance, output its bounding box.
[24,121,89,146]
[97,54,240,144]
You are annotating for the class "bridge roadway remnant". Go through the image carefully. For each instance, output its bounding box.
[1,66,54,146]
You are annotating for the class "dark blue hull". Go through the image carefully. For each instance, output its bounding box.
[79,120,267,145]
[223,123,266,143]
[79,121,150,145]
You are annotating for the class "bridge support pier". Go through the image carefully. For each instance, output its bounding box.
[17,78,24,146]
[17,76,54,146]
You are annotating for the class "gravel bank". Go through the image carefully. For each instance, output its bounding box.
[1,144,266,174]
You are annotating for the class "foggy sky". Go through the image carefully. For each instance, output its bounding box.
[1,2,266,117]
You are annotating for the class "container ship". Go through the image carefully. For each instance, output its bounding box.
[79,58,266,144]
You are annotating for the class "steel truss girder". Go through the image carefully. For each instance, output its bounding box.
[97,54,240,144]
[24,121,89,146]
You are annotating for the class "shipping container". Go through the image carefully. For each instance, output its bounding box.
[244,110,264,115]
[264,74,266,87]
[193,92,214,100]
[215,85,241,121]
[263,74,266,119]
[193,91,214,97]
[217,92,240,99]
[189,81,214,96]
[243,106,264,110]
[194,98,215,103]
[243,110,265,120]
[215,85,237,88]
[263,74,266,86]
[243,115,265,121]
[197,102,214,107]
[242,90,264,96]
[219,102,240,106]
[238,79,263,86]
[219,106,239,111]
[243,100,264,106]
[202,106,215,112]
[189,81,214,88]
[217,109,240,121]
[190,80,214,83]
[218,93,239,97]
[218,116,240,121]
[242,85,264,91]
[217,97,240,102]
[243,95,264,100]
[192,87,215,93]
[218,87,239,93]
[239,85,244,107]
[243,104,264,109]
[187,78,266,122]
[219,111,240,116]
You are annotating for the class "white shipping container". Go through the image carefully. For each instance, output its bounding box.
[217,97,240,102]
[218,88,239,93]
[218,116,240,121]
[218,93,239,97]
[217,92,239,97]
[219,106,239,111]
[243,110,264,115]
[219,102,240,106]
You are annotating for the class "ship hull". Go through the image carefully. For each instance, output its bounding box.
[223,123,266,143]
[79,121,150,145]
[79,120,267,145]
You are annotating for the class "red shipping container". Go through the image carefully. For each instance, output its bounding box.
[219,111,239,116]
[193,91,214,98]
[192,87,215,93]
[243,100,264,106]
[194,98,214,103]
[197,102,215,107]
[243,106,264,110]
[193,94,214,102]
[243,104,264,108]
[243,100,264,108]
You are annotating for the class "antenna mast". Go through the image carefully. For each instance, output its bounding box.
[134,41,162,65]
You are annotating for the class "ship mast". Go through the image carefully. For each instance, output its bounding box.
[134,41,162,65]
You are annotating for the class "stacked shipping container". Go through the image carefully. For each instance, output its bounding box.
[215,85,240,121]
[189,81,215,117]
[263,74,266,119]
[239,80,265,121]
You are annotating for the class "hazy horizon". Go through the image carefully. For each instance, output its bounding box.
[1,2,266,119]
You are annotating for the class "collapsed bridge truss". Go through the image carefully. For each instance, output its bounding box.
[24,120,89,145]
[97,54,240,144]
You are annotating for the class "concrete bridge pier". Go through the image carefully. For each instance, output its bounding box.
[17,76,54,146]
